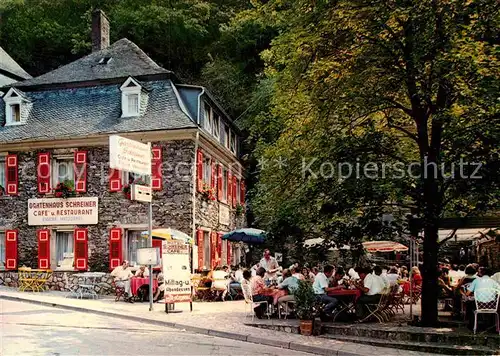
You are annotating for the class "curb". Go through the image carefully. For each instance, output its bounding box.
[0,294,359,356]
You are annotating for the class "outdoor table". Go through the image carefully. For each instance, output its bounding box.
[75,272,106,299]
[18,268,52,292]
[328,288,361,321]
[131,277,159,296]
[265,288,287,305]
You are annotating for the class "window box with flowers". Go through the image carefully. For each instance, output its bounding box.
[201,184,216,202]
[235,204,245,216]
[122,178,147,199]
[54,180,76,198]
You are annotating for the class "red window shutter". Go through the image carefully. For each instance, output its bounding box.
[37,229,50,269]
[109,228,123,270]
[210,231,217,269]
[232,176,237,208]
[109,168,122,192]
[227,171,232,205]
[196,149,203,192]
[151,146,163,191]
[37,153,51,194]
[152,239,162,256]
[227,242,232,267]
[210,161,216,190]
[240,179,246,206]
[217,165,223,201]
[196,229,204,270]
[74,228,88,271]
[6,154,18,195]
[74,151,87,193]
[5,230,18,270]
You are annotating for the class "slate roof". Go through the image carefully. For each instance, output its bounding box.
[0,47,31,80]
[12,39,170,88]
[0,80,196,144]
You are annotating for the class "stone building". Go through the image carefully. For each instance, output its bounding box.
[0,10,246,289]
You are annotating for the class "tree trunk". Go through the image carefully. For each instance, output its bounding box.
[420,219,439,326]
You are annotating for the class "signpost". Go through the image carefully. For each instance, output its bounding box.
[109,135,154,311]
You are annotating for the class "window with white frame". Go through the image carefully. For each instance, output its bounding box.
[212,114,220,140]
[222,168,228,202]
[203,231,210,270]
[0,158,5,192]
[0,231,5,269]
[203,157,211,185]
[120,78,142,117]
[223,125,230,149]
[3,88,26,126]
[236,179,241,204]
[126,230,148,267]
[52,156,74,189]
[204,105,212,132]
[123,171,149,186]
[230,132,237,155]
[54,230,74,270]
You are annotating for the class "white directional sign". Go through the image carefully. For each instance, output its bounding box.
[131,184,152,202]
[109,135,151,176]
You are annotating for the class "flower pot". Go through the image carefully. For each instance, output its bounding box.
[299,320,313,336]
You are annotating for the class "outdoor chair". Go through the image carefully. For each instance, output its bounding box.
[112,281,125,302]
[473,288,500,335]
[191,274,212,301]
[278,298,296,319]
[241,282,270,321]
[360,289,391,323]
[387,285,404,315]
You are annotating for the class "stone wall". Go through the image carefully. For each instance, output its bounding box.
[0,271,115,294]
[0,139,196,271]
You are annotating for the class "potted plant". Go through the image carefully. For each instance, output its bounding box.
[294,280,317,336]
[235,204,245,216]
[201,184,216,202]
[54,180,76,198]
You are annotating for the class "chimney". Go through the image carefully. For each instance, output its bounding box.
[92,9,110,52]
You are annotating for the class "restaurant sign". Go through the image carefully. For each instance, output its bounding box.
[162,240,192,303]
[109,135,151,176]
[28,197,99,226]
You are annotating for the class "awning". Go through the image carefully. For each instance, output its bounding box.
[141,228,192,244]
[362,241,408,253]
[222,228,266,244]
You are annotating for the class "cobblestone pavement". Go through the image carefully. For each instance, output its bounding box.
[0,287,434,356]
[1,299,314,356]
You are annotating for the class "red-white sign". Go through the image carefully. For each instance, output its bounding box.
[28,198,98,226]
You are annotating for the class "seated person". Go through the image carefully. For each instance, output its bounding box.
[201,269,214,288]
[229,266,243,298]
[386,267,400,287]
[135,265,150,278]
[153,272,165,302]
[292,266,306,281]
[453,265,477,319]
[277,269,299,303]
[354,267,386,319]
[313,265,339,318]
[111,260,134,300]
[251,267,274,318]
[330,267,346,288]
[438,269,454,298]
[212,266,230,299]
[466,267,500,330]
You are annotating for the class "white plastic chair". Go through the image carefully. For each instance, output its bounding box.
[473,288,500,335]
[241,282,269,320]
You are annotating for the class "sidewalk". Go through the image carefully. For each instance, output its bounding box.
[0,286,432,356]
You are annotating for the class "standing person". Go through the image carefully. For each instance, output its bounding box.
[313,265,339,319]
[259,249,280,280]
[111,260,134,301]
[251,267,274,318]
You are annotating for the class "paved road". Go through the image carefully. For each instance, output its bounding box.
[0,300,313,356]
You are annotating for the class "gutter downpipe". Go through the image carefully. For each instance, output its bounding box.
[191,131,200,273]
[197,87,205,126]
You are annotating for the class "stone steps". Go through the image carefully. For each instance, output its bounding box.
[322,323,500,349]
[320,333,499,355]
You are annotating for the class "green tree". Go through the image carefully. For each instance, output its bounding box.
[249,0,499,326]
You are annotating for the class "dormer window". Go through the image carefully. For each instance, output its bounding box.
[3,88,28,126]
[120,77,142,117]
